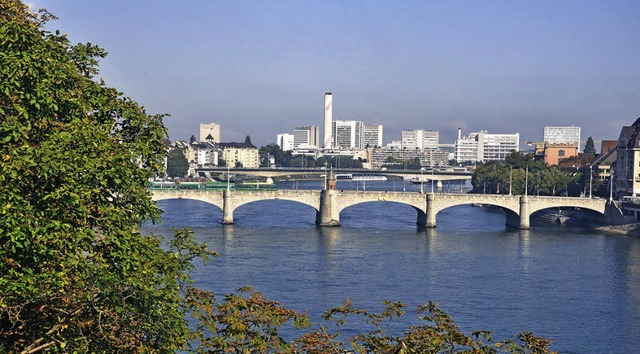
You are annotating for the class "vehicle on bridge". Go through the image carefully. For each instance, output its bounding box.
[147,180,276,191]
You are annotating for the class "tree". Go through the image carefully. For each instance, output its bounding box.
[166,148,189,178]
[584,136,596,155]
[0,2,214,351]
[188,287,553,353]
[244,134,252,145]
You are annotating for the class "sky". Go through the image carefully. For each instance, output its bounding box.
[32,0,640,149]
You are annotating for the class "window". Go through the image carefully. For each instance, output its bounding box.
[558,150,565,157]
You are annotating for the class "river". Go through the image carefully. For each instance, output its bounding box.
[141,179,640,353]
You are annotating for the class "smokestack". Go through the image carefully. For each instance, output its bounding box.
[323,93,333,150]
[457,127,462,141]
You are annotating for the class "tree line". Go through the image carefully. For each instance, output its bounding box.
[472,151,593,197]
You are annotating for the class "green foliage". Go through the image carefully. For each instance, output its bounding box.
[472,153,574,196]
[244,134,252,145]
[0,1,214,351]
[260,143,292,167]
[166,147,189,178]
[584,136,596,155]
[187,291,554,353]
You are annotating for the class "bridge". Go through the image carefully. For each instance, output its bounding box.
[195,167,472,184]
[151,189,622,229]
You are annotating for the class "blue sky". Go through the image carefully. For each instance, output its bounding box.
[33,1,640,149]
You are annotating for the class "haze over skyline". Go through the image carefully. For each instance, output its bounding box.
[34,1,639,148]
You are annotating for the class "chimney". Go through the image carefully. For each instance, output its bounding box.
[323,93,333,150]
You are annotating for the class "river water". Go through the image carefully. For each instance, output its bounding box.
[142,180,640,353]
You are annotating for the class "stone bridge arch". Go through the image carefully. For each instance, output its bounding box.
[527,196,606,216]
[327,191,427,226]
[426,193,521,228]
[223,190,321,224]
[151,190,225,210]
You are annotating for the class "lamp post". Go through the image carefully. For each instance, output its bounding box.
[431,168,434,193]
[589,165,593,198]
[323,162,328,190]
[420,167,425,194]
[609,171,614,202]
[525,165,529,196]
[509,166,513,195]
[226,165,230,193]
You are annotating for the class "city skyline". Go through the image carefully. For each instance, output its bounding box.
[34,1,640,146]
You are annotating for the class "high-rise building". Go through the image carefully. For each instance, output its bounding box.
[332,120,365,150]
[199,123,221,143]
[544,126,581,150]
[455,130,519,163]
[401,130,439,150]
[364,124,383,148]
[293,126,320,148]
[276,133,294,152]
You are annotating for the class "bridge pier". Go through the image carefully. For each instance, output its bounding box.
[316,190,340,226]
[518,195,530,229]
[222,190,234,224]
[426,193,436,228]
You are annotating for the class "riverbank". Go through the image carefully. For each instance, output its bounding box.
[596,223,640,236]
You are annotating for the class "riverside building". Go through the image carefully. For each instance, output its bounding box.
[455,130,519,164]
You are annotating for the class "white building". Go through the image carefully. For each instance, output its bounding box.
[401,130,439,150]
[293,126,320,148]
[544,126,581,150]
[194,143,219,166]
[364,124,384,148]
[455,131,519,163]
[276,133,294,152]
[199,122,221,143]
[332,120,365,150]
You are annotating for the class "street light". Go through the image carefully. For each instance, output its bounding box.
[525,165,529,196]
[323,162,328,190]
[609,171,614,201]
[509,166,513,195]
[589,165,593,198]
[431,168,434,193]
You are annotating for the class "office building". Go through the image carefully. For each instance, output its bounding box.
[364,124,384,148]
[455,130,519,163]
[293,126,320,148]
[332,120,365,150]
[401,130,439,150]
[544,126,581,150]
[276,133,295,152]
